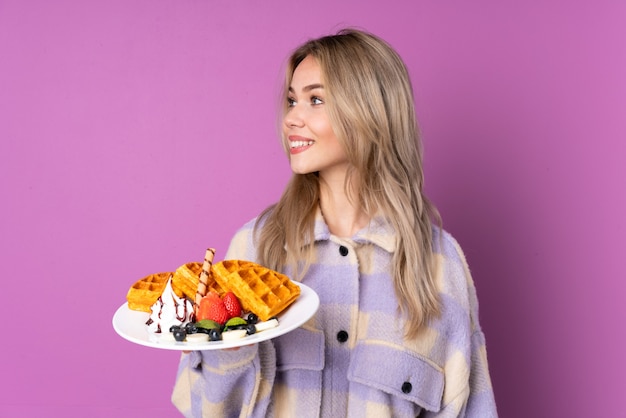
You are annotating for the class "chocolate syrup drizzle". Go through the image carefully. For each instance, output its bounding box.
[145,292,193,333]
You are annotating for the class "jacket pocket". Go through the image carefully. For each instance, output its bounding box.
[274,326,325,371]
[348,341,444,413]
[272,327,325,418]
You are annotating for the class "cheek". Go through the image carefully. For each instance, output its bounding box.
[330,141,348,162]
[280,137,290,156]
[311,114,335,140]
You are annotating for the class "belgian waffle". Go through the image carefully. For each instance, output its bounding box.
[211,260,300,321]
[172,261,223,301]
[126,272,171,312]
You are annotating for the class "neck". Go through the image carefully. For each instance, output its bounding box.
[318,171,369,238]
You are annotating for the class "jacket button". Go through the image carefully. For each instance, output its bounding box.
[336,330,348,343]
[401,381,412,394]
[339,246,349,256]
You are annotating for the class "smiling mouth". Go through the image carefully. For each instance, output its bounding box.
[289,140,314,150]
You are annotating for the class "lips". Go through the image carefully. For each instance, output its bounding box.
[288,136,314,154]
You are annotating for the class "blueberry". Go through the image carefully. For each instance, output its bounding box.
[173,329,187,342]
[246,324,256,335]
[208,329,222,341]
[185,323,198,334]
[246,313,259,324]
[169,325,182,333]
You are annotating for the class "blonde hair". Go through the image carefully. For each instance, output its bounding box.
[256,28,442,336]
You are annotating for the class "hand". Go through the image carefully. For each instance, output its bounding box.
[182,346,244,354]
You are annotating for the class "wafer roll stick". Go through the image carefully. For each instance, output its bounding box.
[195,248,216,307]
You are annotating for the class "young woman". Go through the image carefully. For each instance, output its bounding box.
[172,29,497,417]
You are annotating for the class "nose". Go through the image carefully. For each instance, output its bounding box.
[283,105,304,129]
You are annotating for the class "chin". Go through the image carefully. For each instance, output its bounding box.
[290,164,314,175]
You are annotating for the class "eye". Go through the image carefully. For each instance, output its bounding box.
[311,96,324,105]
[287,97,296,107]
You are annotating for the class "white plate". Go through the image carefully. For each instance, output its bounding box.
[112,282,319,351]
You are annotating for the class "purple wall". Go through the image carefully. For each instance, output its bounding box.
[1,1,624,416]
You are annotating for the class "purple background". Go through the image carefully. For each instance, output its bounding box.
[1,1,624,417]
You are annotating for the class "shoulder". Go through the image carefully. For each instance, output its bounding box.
[431,227,481,329]
[432,226,468,267]
[224,216,262,261]
[432,227,472,282]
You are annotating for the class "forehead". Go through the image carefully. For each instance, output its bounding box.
[291,55,323,88]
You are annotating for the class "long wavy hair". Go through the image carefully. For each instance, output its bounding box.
[255,28,442,337]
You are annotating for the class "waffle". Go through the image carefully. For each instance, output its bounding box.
[211,260,300,321]
[126,272,172,312]
[172,261,223,301]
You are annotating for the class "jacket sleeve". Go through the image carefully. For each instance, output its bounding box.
[460,240,498,417]
[171,218,277,418]
[425,232,498,417]
[171,341,276,418]
[464,329,498,417]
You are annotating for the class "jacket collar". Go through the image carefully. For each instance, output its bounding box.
[311,206,396,253]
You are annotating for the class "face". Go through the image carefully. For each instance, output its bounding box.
[283,55,349,178]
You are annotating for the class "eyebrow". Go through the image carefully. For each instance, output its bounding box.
[288,83,325,93]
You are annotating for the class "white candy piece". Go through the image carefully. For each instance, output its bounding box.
[255,318,279,332]
[186,333,209,343]
[221,329,247,341]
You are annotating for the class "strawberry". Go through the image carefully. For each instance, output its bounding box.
[222,291,242,319]
[197,292,229,325]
